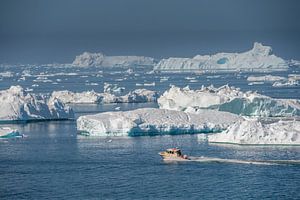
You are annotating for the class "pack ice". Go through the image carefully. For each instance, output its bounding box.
[154,42,289,72]
[50,89,159,104]
[158,85,300,117]
[208,118,300,145]
[0,86,74,121]
[76,108,240,136]
[72,52,156,67]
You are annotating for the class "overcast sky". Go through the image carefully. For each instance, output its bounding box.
[1,0,300,64]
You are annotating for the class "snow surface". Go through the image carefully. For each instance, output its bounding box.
[72,52,156,67]
[208,118,300,145]
[158,85,300,117]
[76,108,240,136]
[0,86,74,121]
[50,89,159,104]
[247,75,286,82]
[154,43,289,72]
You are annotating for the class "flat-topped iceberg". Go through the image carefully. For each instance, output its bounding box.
[0,127,23,139]
[72,52,156,67]
[50,89,159,104]
[247,75,286,82]
[77,108,240,136]
[158,85,300,117]
[208,118,300,145]
[154,42,289,72]
[0,86,74,122]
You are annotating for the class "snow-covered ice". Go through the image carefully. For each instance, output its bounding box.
[158,85,300,117]
[103,82,125,94]
[0,86,74,121]
[50,89,159,104]
[154,43,289,72]
[72,52,156,67]
[273,80,299,87]
[76,108,240,136]
[208,118,300,145]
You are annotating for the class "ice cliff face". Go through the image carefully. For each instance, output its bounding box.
[72,52,156,67]
[76,108,240,136]
[0,86,74,121]
[154,42,289,72]
[158,85,300,117]
[50,89,159,104]
[208,118,300,145]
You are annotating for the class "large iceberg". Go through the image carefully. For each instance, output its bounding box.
[208,118,300,145]
[158,85,300,117]
[50,89,159,104]
[154,42,289,72]
[0,86,74,122]
[72,52,156,67]
[77,108,240,136]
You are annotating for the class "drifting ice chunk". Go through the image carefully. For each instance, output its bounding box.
[0,86,74,121]
[77,108,240,136]
[154,43,289,72]
[208,118,300,145]
[0,127,22,139]
[272,80,299,87]
[158,85,300,117]
[72,52,156,67]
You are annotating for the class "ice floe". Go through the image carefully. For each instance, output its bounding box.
[72,52,156,67]
[103,82,125,94]
[208,118,300,145]
[158,85,300,117]
[154,42,289,72]
[0,86,74,122]
[76,108,240,136]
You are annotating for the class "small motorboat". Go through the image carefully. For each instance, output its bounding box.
[159,148,190,161]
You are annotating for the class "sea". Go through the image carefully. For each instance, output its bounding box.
[0,65,299,199]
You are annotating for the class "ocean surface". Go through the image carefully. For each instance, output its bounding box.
[0,65,300,199]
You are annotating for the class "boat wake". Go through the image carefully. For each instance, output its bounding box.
[166,156,300,166]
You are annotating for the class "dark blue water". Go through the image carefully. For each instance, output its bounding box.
[0,66,300,199]
[0,119,299,199]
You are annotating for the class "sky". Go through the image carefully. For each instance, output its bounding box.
[0,0,300,64]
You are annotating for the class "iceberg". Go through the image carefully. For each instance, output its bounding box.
[158,85,300,117]
[76,108,240,136]
[103,82,125,94]
[272,80,299,87]
[72,52,156,67]
[50,89,159,104]
[154,42,289,72]
[247,75,286,82]
[0,127,23,139]
[208,118,300,145]
[0,86,74,122]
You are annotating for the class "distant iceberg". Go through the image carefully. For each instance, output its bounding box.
[158,85,300,117]
[50,89,159,104]
[154,42,289,72]
[72,52,156,67]
[0,86,74,122]
[0,127,23,139]
[77,108,240,136]
[247,75,286,82]
[208,118,300,145]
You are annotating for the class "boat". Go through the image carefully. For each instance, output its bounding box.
[159,148,190,161]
